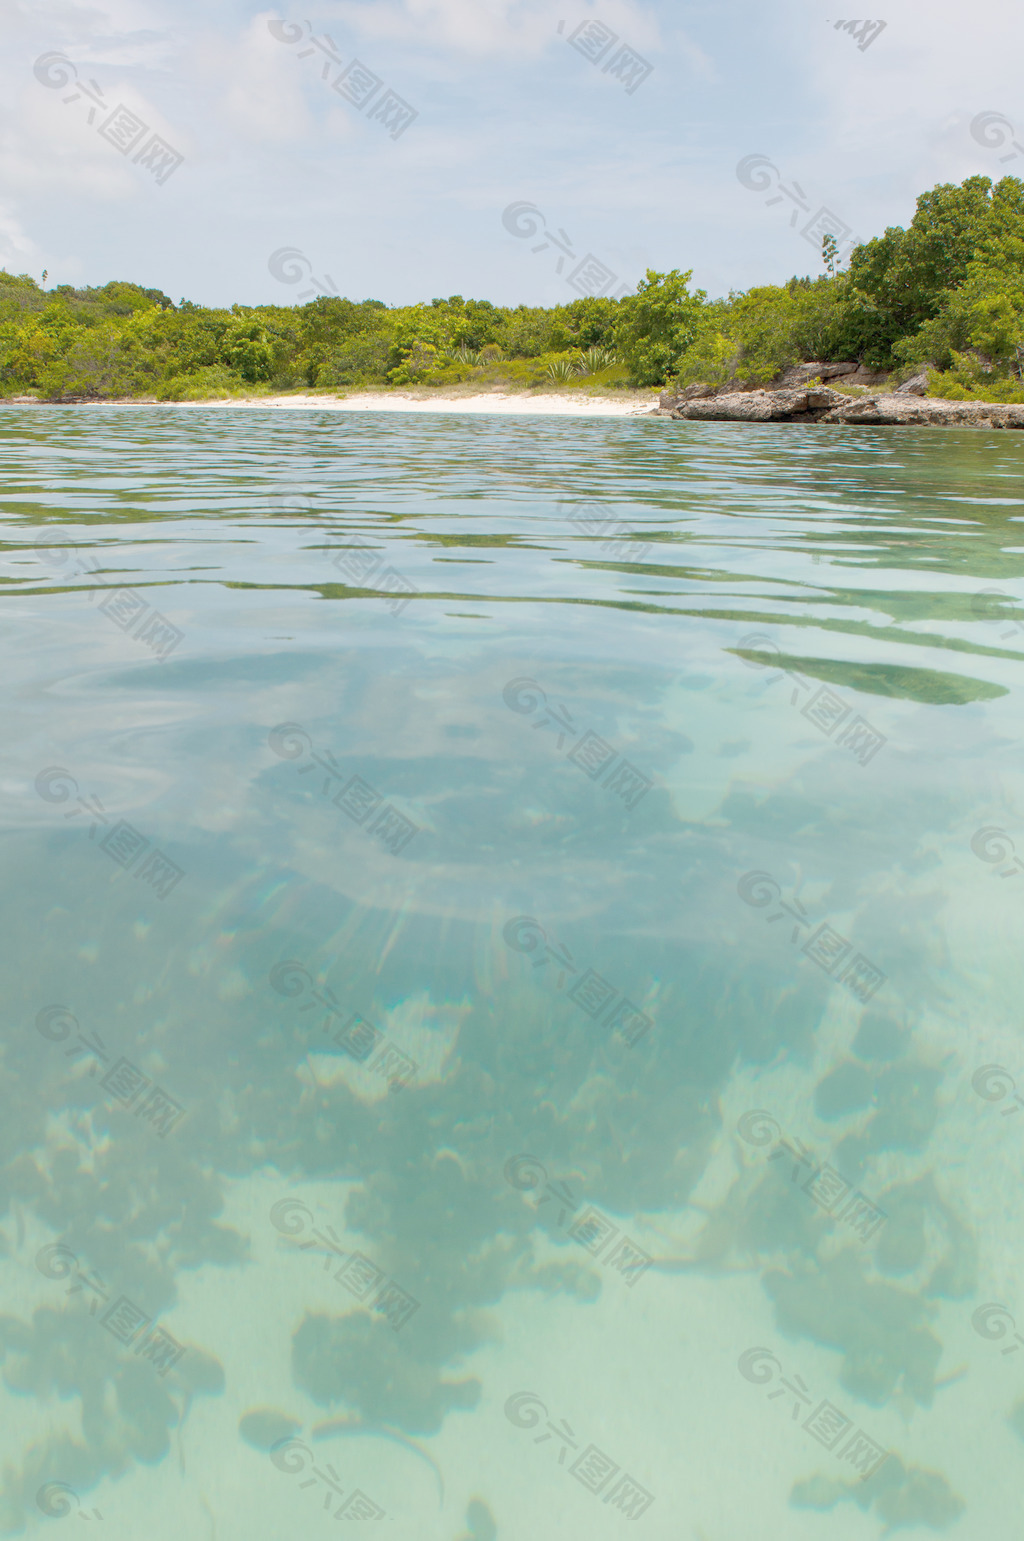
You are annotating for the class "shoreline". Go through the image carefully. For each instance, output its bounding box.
[5,385,1024,428]
[1,389,660,419]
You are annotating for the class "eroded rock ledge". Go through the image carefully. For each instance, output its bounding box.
[656,366,1024,428]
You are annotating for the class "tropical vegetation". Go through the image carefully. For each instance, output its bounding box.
[3,174,1024,403]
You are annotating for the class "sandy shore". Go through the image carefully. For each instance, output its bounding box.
[5,390,660,418]
[201,390,659,417]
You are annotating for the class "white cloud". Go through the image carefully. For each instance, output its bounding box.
[190,13,318,146]
[0,203,41,273]
[322,0,659,59]
[3,0,1024,303]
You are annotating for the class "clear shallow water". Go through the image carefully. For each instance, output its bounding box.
[2,404,1024,1538]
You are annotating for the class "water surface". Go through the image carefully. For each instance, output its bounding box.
[2,405,1023,1539]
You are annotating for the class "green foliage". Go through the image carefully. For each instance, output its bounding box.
[822,234,839,277]
[613,269,708,386]
[667,278,850,388]
[839,175,1024,366]
[927,355,1024,401]
[222,317,274,382]
[6,176,1024,401]
[314,334,391,387]
[726,277,850,384]
[546,357,579,383]
[895,262,1024,373]
[156,365,241,401]
[575,346,618,375]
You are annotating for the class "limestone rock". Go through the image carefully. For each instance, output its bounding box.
[776,361,858,387]
[817,393,1024,427]
[658,381,716,409]
[838,364,890,387]
[670,386,848,422]
[666,387,1024,429]
[893,372,930,396]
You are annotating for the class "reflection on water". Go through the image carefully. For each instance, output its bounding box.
[1,406,1024,1536]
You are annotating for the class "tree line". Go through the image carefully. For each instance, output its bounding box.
[3,174,1023,402]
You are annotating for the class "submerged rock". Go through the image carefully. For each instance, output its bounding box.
[239,1407,302,1451]
[456,1497,498,1540]
[791,1454,966,1532]
[1009,1399,1024,1442]
[852,1011,910,1064]
[762,1249,942,1408]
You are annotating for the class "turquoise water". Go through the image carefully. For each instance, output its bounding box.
[2,404,1024,1537]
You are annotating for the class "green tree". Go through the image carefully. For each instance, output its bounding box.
[822,235,839,277]
[839,174,1015,364]
[613,269,708,386]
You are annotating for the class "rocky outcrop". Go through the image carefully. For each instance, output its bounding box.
[834,364,890,387]
[658,360,889,412]
[775,361,859,387]
[654,358,1024,427]
[820,394,1024,427]
[658,381,717,405]
[660,386,1024,428]
[668,386,849,421]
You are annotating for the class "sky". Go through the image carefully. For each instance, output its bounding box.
[2,0,1024,309]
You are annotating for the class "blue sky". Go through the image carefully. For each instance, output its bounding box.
[3,0,1024,308]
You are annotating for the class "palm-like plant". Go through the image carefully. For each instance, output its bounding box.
[441,346,481,366]
[576,346,619,375]
[546,358,578,383]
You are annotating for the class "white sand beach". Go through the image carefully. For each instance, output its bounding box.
[178,391,660,418]
[5,391,660,416]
